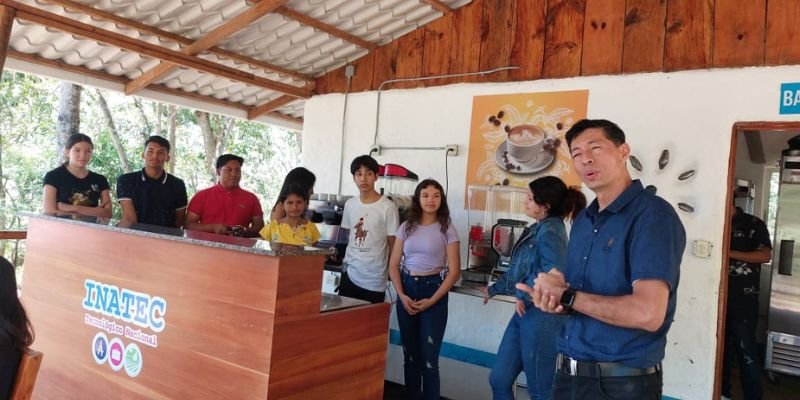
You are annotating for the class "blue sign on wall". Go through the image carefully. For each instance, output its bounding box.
[780,83,800,114]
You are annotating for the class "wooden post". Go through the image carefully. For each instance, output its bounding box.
[0,5,15,75]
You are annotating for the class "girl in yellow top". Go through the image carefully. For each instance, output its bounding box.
[260,184,320,246]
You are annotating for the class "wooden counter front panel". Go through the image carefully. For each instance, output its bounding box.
[23,218,279,399]
[268,304,391,400]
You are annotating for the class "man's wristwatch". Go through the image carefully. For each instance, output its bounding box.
[560,288,577,312]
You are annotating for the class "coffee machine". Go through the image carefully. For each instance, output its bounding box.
[464,184,532,283]
[308,193,350,293]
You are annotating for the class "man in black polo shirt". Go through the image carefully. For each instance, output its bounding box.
[722,204,772,400]
[117,136,188,228]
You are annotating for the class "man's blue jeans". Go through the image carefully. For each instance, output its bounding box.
[722,295,762,400]
[489,305,561,400]
[396,272,448,400]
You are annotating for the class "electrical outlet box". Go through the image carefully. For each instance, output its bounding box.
[692,239,713,258]
[445,144,458,156]
[345,65,355,77]
[369,144,381,156]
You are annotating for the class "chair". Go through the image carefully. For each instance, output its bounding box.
[10,349,43,400]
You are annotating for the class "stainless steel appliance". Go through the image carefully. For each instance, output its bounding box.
[765,142,800,377]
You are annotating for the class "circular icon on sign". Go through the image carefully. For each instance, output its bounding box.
[108,338,125,372]
[123,343,143,378]
[92,332,109,365]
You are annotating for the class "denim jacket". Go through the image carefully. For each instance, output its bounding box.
[487,216,568,304]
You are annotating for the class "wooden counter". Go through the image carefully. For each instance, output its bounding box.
[20,213,390,399]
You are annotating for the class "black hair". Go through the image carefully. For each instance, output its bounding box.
[0,257,34,350]
[62,133,94,167]
[404,179,451,235]
[216,154,244,169]
[565,119,626,149]
[279,167,315,198]
[350,155,379,175]
[529,176,587,221]
[278,184,310,204]
[144,135,171,153]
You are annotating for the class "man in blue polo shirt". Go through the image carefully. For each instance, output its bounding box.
[518,119,686,399]
[117,136,188,228]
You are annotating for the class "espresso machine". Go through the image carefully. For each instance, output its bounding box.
[464,184,531,283]
[308,193,350,293]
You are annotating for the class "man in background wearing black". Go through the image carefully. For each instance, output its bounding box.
[722,202,772,400]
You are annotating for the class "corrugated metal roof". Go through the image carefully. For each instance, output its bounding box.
[4,0,473,127]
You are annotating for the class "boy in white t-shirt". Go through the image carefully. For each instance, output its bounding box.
[338,155,400,303]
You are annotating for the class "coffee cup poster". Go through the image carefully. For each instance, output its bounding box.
[465,89,589,205]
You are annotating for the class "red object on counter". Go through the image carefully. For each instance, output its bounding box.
[379,163,419,180]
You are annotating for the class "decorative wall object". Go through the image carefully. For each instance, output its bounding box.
[465,90,588,207]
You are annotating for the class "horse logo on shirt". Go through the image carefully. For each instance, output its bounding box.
[354,217,368,247]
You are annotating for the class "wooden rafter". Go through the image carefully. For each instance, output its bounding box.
[39,0,313,83]
[125,0,290,95]
[0,4,14,74]
[275,6,378,51]
[248,95,298,120]
[8,49,302,125]
[421,0,452,15]
[4,0,312,98]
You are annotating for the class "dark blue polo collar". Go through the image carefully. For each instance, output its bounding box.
[586,179,645,217]
[140,168,168,184]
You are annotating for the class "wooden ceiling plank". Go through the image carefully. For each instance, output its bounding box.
[9,49,302,124]
[713,0,767,67]
[248,95,297,120]
[39,0,312,82]
[543,0,586,78]
[477,0,516,82]
[766,0,800,65]
[0,5,15,74]
[421,0,453,15]
[275,6,377,51]
[126,0,289,95]
[9,2,312,98]
[509,0,546,81]
[447,0,482,83]
[581,0,624,76]
[621,0,667,73]
[665,0,714,71]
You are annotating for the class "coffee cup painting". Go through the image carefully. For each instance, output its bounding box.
[465,90,588,206]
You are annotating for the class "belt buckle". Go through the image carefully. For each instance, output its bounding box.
[568,358,578,376]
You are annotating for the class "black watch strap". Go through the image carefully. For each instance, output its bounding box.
[560,288,577,312]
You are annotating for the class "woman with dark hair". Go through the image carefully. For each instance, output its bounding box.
[270,167,316,221]
[0,256,34,399]
[43,133,112,218]
[481,176,586,400]
[388,179,460,400]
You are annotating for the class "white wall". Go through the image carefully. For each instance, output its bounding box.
[302,65,800,399]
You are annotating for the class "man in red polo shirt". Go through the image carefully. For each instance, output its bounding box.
[185,154,264,237]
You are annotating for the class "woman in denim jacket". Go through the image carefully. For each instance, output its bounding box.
[480,176,585,400]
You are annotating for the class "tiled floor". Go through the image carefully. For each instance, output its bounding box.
[729,367,800,399]
[384,381,453,400]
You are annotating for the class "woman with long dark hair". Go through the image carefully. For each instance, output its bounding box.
[270,167,316,221]
[481,176,586,400]
[388,179,460,400]
[43,133,112,218]
[0,256,34,399]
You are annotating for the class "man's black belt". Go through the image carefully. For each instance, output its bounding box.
[556,354,661,378]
